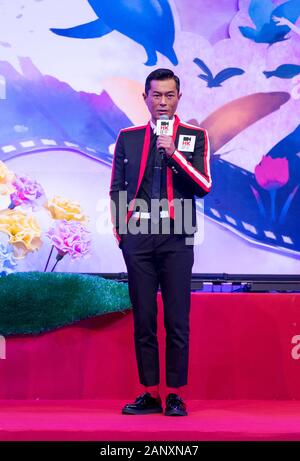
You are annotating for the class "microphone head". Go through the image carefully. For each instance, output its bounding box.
[159,114,169,121]
[157,114,173,137]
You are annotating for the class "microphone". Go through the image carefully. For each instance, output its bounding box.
[157,114,169,159]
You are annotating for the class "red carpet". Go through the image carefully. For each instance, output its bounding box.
[0,400,300,441]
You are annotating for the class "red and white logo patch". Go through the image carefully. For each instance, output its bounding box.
[178,134,196,152]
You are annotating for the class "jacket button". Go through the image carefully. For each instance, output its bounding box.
[124,158,128,163]
[124,181,128,186]
[188,155,193,160]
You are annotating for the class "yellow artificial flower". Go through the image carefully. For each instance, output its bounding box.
[46,196,86,222]
[0,209,42,258]
[0,161,15,195]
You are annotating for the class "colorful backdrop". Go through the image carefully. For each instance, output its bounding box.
[0,0,299,274]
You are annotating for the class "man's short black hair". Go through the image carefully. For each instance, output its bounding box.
[145,68,180,95]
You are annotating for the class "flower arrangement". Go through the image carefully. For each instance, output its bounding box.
[0,161,92,275]
[0,162,15,196]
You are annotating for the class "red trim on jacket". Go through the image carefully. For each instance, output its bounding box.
[172,148,211,191]
[110,132,122,243]
[113,224,121,244]
[178,121,202,131]
[202,128,210,181]
[171,124,211,191]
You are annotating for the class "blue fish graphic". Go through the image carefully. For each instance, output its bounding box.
[263,64,300,78]
[263,64,300,79]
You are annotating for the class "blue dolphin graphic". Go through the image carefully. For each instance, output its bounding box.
[263,64,300,79]
[50,0,178,66]
[239,0,300,45]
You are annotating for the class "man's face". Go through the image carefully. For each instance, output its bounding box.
[143,78,181,123]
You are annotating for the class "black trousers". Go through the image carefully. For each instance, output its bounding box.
[121,227,194,388]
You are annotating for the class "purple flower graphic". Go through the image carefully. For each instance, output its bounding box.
[9,175,46,211]
[45,220,92,271]
[254,156,291,222]
[255,156,289,191]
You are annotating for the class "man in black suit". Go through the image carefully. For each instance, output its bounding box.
[110,68,211,416]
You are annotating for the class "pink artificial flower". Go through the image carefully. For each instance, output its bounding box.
[255,156,289,190]
[10,175,46,210]
[46,220,92,260]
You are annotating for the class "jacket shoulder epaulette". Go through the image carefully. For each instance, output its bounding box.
[121,124,147,133]
[179,121,205,132]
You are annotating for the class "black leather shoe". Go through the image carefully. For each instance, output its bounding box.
[165,393,188,416]
[122,392,163,415]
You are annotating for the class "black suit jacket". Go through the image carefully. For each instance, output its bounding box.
[110,115,212,245]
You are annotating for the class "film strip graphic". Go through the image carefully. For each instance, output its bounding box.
[199,158,300,255]
[1,138,299,255]
[0,137,112,165]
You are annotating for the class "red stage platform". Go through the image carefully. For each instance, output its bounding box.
[1,400,300,441]
[1,293,300,440]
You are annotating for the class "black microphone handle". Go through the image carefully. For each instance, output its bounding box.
[157,114,169,160]
[158,146,165,160]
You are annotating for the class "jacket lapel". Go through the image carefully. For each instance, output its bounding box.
[167,114,180,219]
[127,122,151,221]
[127,115,180,222]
